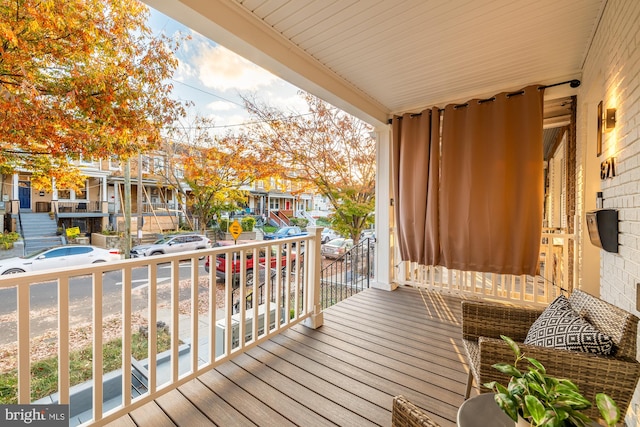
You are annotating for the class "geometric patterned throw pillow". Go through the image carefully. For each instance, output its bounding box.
[524,295,615,355]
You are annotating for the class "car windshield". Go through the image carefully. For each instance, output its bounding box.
[153,236,174,244]
[328,238,347,246]
[22,248,52,259]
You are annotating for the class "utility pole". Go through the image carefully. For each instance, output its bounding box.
[123,159,132,259]
[137,153,143,245]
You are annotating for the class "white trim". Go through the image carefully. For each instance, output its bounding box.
[374,127,392,288]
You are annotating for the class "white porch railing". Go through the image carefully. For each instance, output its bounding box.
[0,228,323,426]
[394,231,575,306]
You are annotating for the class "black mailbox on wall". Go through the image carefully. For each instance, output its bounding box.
[586,209,618,253]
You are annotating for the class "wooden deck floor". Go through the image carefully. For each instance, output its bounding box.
[107,286,475,427]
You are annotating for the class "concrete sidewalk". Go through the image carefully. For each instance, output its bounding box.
[0,240,24,260]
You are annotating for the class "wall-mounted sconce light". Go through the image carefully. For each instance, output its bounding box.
[604,108,616,131]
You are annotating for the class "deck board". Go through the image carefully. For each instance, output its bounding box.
[128,400,177,427]
[155,389,215,426]
[179,379,253,426]
[107,286,473,427]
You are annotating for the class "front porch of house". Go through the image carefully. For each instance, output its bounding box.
[0,230,562,427]
[105,286,469,427]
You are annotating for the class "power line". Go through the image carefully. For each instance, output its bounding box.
[169,78,314,129]
[170,79,245,108]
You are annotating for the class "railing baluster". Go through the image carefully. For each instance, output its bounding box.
[209,255,217,363]
[148,264,157,393]
[122,265,132,408]
[17,282,30,403]
[92,272,103,420]
[58,276,70,405]
[238,248,246,347]
[191,258,199,372]
[170,260,179,381]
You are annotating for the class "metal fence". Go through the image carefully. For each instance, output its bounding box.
[320,238,374,309]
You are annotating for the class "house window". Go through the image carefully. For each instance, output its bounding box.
[58,180,88,200]
[139,156,149,174]
[79,156,96,166]
[257,180,265,189]
[153,156,166,174]
[109,156,120,170]
[76,181,88,200]
[269,199,280,210]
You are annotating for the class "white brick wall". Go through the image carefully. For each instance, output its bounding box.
[579,0,640,424]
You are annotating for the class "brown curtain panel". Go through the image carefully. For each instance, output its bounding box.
[440,85,544,276]
[391,107,440,265]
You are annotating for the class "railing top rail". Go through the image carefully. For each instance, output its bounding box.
[0,234,318,289]
[540,232,575,239]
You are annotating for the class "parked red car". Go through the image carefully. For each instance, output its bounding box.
[204,241,298,286]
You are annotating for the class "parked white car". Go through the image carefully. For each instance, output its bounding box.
[130,234,211,257]
[0,245,121,275]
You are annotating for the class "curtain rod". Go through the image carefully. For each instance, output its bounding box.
[387,79,581,124]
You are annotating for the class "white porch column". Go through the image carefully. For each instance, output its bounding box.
[102,177,107,202]
[303,226,324,329]
[101,176,108,229]
[12,173,19,200]
[370,126,396,291]
[51,177,58,200]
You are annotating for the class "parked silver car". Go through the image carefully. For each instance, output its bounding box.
[130,234,211,257]
[321,238,354,259]
[0,245,121,275]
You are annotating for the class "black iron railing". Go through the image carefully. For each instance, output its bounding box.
[320,238,374,309]
[239,238,374,313]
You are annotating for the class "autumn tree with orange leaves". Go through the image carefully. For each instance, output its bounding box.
[163,115,275,233]
[242,92,375,241]
[0,0,186,191]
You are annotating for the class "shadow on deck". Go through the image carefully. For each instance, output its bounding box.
[107,286,474,427]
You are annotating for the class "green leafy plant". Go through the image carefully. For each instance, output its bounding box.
[100,227,119,236]
[484,336,620,427]
[0,231,20,250]
[289,217,308,228]
[241,216,256,232]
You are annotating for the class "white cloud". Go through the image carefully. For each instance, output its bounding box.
[173,58,195,82]
[206,100,237,112]
[194,45,280,92]
[267,90,309,114]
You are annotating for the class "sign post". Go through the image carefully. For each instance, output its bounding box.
[228,219,243,308]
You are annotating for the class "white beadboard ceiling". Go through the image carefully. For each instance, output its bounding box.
[143,0,605,126]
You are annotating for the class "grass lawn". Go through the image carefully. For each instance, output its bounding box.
[0,330,171,404]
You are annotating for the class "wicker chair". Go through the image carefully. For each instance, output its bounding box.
[391,396,441,427]
[461,289,640,419]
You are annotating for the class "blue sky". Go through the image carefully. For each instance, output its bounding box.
[148,7,308,134]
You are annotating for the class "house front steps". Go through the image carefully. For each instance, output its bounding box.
[18,212,63,253]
